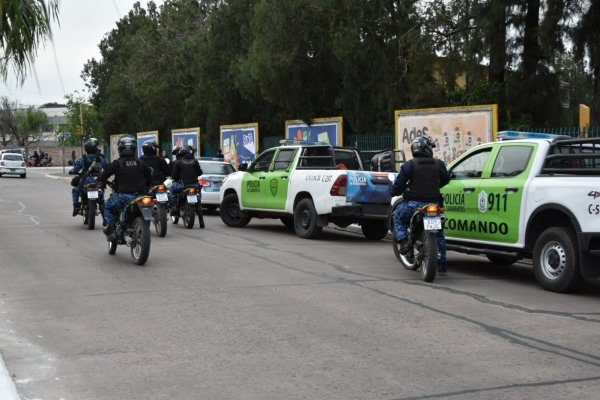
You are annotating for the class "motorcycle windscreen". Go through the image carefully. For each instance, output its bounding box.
[346,171,394,203]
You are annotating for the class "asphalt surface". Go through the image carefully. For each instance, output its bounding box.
[1,167,600,400]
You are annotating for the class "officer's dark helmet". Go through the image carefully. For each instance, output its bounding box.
[117,136,137,157]
[183,145,196,159]
[84,138,99,154]
[141,140,158,156]
[410,136,435,158]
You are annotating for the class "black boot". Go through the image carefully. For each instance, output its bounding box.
[103,224,116,241]
[72,202,81,217]
[199,216,205,229]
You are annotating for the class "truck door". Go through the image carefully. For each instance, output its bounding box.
[264,148,297,210]
[476,144,537,243]
[442,147,493,240]
[241,148,276,209]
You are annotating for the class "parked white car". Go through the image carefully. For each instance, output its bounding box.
[0,152,27,178]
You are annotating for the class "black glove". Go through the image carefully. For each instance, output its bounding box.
[68,170,76,175]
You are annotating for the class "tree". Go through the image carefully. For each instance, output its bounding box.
[0,0,59,82]
[64,94,103,146]
[0,97,20,146]
[14,106,48,147]
[574,0,600,124]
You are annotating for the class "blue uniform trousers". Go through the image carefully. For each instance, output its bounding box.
[104,193,136,226]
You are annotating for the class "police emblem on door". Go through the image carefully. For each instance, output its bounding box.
[478,191,488,213]
[270,178,278,196]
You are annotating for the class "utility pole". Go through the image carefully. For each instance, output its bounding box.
[79,103,84,154]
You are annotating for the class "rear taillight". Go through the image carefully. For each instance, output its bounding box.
[199,179,211,187]
[330,175,347,196]
[157,185,166,191]
[140,196,154,205]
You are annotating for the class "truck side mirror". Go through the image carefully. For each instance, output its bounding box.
[238,163,248,172]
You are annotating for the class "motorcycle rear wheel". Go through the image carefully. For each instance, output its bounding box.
[130,217,151,265]
[183,205,195,229]
[82,204,89,225]
[154,204,168,237]
[87,200,96,230]
[420,231,438,282]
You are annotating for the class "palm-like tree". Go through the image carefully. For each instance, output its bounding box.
[0,0,59,82]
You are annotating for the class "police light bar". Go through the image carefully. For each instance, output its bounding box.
[198,156,226,161]
[279,139,330,146]
[497,131,571,141]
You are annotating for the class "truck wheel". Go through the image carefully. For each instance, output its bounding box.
[361,220,388,240]
[486,254,519,265]
[294,198,322,239]
[533,227,582,292]
[220,193,251,227]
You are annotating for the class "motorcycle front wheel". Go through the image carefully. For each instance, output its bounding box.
[108,238,117,255]
[420,231,438,282]
[390,211,419,270]
[130,216,151,265]
[154,204,168,237]
[87,200,96,230]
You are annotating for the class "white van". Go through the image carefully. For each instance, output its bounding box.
[0,152,27,178]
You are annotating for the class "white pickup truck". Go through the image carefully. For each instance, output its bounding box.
[434,131,600,292]
[219,141,393,239]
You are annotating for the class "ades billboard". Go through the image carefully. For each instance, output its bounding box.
[395,105,497,164]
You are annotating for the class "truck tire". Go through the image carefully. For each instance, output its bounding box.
[220,193,251,227]
[294,198,322,239]
[361,220,388,240]
[533,227,582,292]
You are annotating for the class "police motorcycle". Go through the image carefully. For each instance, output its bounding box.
[169,184,203,229]
[390,197,445,282]
[70,159,105,230]
[103,180,154,266]
[371,145,445,283]
[148,183,169,237]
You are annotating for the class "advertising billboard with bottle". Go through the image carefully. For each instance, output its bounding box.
[220,123,259,168]
[285,117,343,146]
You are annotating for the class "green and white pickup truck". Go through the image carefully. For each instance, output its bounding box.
[219,141,393,240]
[440,131,600,292]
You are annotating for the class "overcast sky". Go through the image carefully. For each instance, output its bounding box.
[1,0,163,107]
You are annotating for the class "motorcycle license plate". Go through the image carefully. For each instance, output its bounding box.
[156,192,168,202]
[187,194,198,203]
[87,190,99,199]
[423,216,442,230]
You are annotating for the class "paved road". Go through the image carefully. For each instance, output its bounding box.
[1,167,600,400]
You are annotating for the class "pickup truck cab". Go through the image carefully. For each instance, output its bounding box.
[220,141,393,239]
[438,131,600,292]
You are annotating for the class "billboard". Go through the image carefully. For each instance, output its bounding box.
[109,134,124,162]
[136,130,159,157]
[220,123,259,168]
[285,117,343,146]
[395,105,497,164]
[172,127,200,157]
